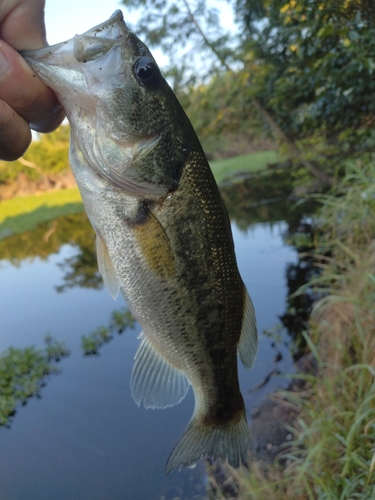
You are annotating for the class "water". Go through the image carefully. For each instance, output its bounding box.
[0,211,298,500]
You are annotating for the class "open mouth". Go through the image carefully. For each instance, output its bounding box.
[20,10,128,65]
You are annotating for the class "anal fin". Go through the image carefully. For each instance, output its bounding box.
[238,288,258,369]
[131,332,190,409]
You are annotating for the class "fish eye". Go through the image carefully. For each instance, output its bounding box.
[134,57,160,87]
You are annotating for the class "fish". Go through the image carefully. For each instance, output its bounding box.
[21,10,258,473]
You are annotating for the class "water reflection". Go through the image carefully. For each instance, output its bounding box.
[82,307,135,355]
[0,176,315,499]
[0,336,69,428]
[0,212,102,292]
[220,164,311,229]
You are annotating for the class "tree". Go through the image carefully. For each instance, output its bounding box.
[122,0,375,183]
[235,0,375,137]
[0,124,70,184]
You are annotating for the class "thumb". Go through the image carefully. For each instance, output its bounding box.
[0,0,47,50]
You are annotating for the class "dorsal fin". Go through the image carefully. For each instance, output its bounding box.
[96,233,120,300]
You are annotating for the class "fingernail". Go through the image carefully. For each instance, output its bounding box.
[0,50,11,78]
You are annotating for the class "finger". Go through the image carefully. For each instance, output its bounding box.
[0,41,65,133]
[0,99,31,161]
[0,0,47,50]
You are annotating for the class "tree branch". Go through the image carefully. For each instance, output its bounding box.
[181,0,333,186]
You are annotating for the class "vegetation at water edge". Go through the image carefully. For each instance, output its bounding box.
[223,158,375,499]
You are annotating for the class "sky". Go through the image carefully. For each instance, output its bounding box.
[44,0,169,66]
[44,0,235,68]
[45,0,130,45]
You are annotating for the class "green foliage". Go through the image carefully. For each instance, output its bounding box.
[0,336,70,427]
[235,157,375,498]
[237,0,375,139]
[123,0,375,183]
[81,308,135,355]
[0,124,70,184]
[178,71,262,140]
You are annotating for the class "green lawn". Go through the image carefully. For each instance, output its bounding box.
[0,188,83,238]
[0,151,278,238]
[209,150,278,184]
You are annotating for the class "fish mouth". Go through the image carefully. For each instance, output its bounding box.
[20,10,129,65]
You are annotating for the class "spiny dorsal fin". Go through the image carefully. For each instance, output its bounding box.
[96,233,120,300]
[238,288,258,369]
[130,332,190,409]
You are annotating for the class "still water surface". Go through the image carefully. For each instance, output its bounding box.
[0,209,298,499]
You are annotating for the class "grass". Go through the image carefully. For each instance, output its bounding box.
[209,150,278,184]
[0,151,278,238]
[0,187,83,238]
[231,158,375,499]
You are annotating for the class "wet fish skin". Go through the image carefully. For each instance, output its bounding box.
[21,10,257,473]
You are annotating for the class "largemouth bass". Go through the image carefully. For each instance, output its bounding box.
[22,10,257,473]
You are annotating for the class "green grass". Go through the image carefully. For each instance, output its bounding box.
[0,151,277,238]
[0,188,83,238]
[233,158,375,499]
[209,150,278,184]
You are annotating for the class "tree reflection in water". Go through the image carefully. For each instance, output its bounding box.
[0,212,102,291]
[0,307,135,428]
[0,336,70,428]
[81,307,135,355]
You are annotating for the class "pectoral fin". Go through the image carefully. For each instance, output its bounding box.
[96,234,120,299]
[132,206,176,278]
[130,332,190,409]
[238,288,258,369]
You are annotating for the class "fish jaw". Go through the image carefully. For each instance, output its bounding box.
[22,10,189,198]
[21,11,128,113]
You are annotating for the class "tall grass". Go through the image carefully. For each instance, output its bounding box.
[234,158,375,499]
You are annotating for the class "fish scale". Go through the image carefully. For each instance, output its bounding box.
[21,9,258,473]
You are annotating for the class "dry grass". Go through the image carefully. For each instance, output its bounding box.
[229,158,375,499]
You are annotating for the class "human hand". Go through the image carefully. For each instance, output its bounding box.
[0,0,65,161]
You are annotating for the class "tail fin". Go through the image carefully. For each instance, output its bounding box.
[165,413,249,474]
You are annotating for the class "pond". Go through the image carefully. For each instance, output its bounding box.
[0,182,308,500]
